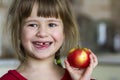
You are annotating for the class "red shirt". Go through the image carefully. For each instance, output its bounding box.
[0,69,72,80]
[0,70,94,80]
[0,70,27,80]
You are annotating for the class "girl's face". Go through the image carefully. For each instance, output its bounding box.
[21,4,64,60]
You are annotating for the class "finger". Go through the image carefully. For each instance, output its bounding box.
[64,59,73,73]
[90,52,98,68]
[89,54,94,68]
[83,52,98,76]
[88,49,98,68]
[85,54,94,75]
[64,59,84,80]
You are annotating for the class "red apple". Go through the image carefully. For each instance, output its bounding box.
[67,48,91,68]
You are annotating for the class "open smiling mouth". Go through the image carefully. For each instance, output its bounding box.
[32,41,53,49]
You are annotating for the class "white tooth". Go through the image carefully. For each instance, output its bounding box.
[40,42,43,45]
[35,42,50,45]
[36,42,39,45]
[45,42,49,45]
[35,42,42,45]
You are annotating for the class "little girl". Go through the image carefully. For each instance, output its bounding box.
[0,0,98,80]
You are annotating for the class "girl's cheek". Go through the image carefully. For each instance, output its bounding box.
[52,31,64,40]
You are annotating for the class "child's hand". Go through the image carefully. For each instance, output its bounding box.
[65,50,98,80]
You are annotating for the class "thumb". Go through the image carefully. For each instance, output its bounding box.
[64,59,73,73]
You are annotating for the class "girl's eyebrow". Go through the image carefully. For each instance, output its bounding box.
[46,18,62,23]
[47,19,62,23]
[24,20,38,23]
[24,18,62,23]
[22,20,38,26]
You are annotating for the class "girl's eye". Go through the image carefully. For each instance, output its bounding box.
[28,24,38,27]
[48,23,57,27]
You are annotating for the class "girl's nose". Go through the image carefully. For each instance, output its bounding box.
[36,27,48,38]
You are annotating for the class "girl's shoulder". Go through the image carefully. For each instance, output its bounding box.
[0,70,27,80]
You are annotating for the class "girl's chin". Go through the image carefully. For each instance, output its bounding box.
[29,53,54,60]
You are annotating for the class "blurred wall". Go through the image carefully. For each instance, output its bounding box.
[0,0,120,80]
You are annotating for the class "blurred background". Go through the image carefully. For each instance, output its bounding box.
[0,0,120,80]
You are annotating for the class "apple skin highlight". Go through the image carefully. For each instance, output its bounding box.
[67,48,91,68]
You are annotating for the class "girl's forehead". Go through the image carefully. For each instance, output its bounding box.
[20,0,65,24]
[29,3,38,17]
[29,3,60,18]
[27,3,61,20]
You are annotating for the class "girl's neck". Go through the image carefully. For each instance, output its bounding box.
[16,56,65,80]
[17,56,57,72]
